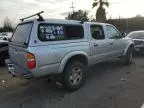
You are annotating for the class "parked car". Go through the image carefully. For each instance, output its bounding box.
[0,32,12,41]
[126,31,144,53]
[5,17,134,90]
[0,32,7,39]
[0,40,9,65]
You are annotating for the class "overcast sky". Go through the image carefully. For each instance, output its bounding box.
[0,0,144,27]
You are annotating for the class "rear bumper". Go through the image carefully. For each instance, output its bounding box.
[5,59,33,79]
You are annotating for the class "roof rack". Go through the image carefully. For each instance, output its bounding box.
[20,11,44,22]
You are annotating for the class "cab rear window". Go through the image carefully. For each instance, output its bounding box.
[11,22,33,45]
[38,24,84,41]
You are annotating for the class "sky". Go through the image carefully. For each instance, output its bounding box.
[0,0,144,27]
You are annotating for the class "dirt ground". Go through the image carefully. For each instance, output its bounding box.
[0,55,144,108]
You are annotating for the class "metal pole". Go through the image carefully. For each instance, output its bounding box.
[126,18,129,33]
[70,1,75,14]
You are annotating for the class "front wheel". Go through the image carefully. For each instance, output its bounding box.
[121,47,134,65]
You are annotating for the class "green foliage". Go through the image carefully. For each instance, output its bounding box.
[92,0,109,22]
[107,17,144,33]
[66,10,89,21]
[0,17,14,33]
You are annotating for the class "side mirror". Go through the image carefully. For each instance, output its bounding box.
[121,33,127,37]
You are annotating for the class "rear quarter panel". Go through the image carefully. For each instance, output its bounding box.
[28,40,90,77]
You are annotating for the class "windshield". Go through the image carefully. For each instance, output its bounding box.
[127,32,144,39]
[11,23,33,45]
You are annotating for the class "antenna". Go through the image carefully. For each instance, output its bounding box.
[70,1,75,13]
[20,11,44,22]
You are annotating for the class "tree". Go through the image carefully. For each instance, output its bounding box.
[92,0,109,22]
[66,10,89,21]
[3,17,13,32]
[135,14,142,18]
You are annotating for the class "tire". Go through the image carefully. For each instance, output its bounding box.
[3,38,7,41]
[121,46,134,65]
[0,52,9,65]
[61,60,86,90]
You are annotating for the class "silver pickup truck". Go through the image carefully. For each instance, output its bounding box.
[6,18,134,90]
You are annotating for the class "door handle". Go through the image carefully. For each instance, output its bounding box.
[93,43,98,46]
[110,43,113,45]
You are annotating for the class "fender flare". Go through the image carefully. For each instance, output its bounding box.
[58,51,88,73]
[123,43,134,56]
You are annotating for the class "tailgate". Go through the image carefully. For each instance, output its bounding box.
[9,44,27,69]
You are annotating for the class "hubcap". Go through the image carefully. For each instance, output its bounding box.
[69,66,83,86]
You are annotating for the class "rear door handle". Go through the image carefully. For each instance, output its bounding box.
[93,43,98,46]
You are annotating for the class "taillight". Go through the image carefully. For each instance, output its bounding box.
[26,53,36,69]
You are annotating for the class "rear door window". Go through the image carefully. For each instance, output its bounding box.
[11,22,33,45]
[38,24,84,41]
[91,25,105,40]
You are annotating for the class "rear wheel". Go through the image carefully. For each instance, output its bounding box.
[56,60,86,91]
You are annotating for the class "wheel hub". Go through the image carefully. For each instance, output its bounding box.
[69,66,83,85]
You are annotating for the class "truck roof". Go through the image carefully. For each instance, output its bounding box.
[20,19,109,26]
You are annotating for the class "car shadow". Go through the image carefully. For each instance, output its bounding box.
[86,61,124,82]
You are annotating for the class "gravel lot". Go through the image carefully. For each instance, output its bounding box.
[0,55,144,108]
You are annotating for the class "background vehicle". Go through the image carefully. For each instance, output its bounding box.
[126,31,144,53]
[0,40,8,65]
[5,13,134,90]
[0,32,7,39]
[0,32,12,41]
